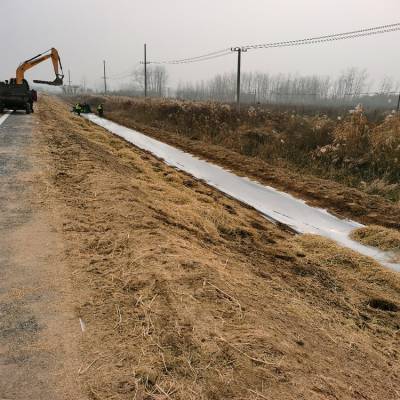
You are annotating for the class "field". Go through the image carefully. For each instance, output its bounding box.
[27,95,398,399]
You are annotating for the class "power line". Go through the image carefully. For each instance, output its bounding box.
[124,22,400,110]
[108,69,135,79]
[103,60,107,94]
[108,74,133,80]
[243,23,400,50]
[144,44,148,97]
[108,74,135,80]
[167,48,230,63]
[147,22,400,65]
[107,69,137,80]
[149,48,230,64]
[106,61,141,81]
[104,23,400,82]
[149,50,232,65]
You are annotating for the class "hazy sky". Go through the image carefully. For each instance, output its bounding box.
[1,0,399,91]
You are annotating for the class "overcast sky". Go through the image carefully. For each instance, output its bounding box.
[1,0,399,91]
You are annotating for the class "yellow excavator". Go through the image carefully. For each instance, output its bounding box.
[0,48,64,114]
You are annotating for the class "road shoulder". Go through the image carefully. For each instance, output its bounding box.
[0,113,84,399]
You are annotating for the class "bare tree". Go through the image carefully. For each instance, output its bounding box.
[132,65,169,97]
[379,76,394,93]
[173,68,396,109]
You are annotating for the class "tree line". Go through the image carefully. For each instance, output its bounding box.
[175,68,400,107]
[110,66,399,109]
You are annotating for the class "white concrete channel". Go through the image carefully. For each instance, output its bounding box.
[84,113,400,272]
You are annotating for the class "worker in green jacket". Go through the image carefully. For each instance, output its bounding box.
[74,103,82,116]
[97,103,104,117]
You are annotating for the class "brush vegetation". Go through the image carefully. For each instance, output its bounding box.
[78,96,400,201]
[351,225,400,253]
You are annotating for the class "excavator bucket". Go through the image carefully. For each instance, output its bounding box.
[33,76,63,86]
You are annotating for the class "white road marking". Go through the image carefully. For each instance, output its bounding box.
[0,112,11,127]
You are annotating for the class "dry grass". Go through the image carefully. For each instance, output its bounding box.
[67,96,400,230]
[315,106,400,195]
[72,95,400,201]
[362,178,400,201]
[370,113,400,180]
[73,96,334,162]
[37,95,400,400]
[351,225,400,252]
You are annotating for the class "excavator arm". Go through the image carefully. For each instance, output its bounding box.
[16,48,64,86]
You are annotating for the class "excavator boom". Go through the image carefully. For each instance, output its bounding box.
[16,47,64,86]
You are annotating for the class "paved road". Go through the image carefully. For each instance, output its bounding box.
[0,113,82,399]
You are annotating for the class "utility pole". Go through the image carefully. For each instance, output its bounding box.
[103,60,107,94]
[144,44,148,97]
[231,47,247,112]
[140,44,151,97]
[68,69,71,95]
[397,91,400,112]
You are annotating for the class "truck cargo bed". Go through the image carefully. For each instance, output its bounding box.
[0,80,33,113]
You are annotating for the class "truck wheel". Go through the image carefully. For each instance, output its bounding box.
[25,102,31,114]
[0,103,4,113]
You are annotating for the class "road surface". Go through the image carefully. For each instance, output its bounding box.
[0,112,83,399]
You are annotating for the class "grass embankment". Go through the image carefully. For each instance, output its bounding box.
[70,95,400,229]
[79,96,400,202]
[38,96,400,400]
[351,226,400,262]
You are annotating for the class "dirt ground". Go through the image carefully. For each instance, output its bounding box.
[104,111,400,230]
[26,95,399,400]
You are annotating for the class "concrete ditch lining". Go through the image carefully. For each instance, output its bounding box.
[84,113,400,272]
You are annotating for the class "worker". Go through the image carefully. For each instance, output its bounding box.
[83,103,92,113]
[97,103,104,117]
[75,103,82,116]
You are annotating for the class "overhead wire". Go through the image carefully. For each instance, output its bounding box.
[243,23,400,50]
[107,62,141,80]
[149,49,232,65]
[108,70,134,78]
[108,72,135,80]
[147,22,400,64]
